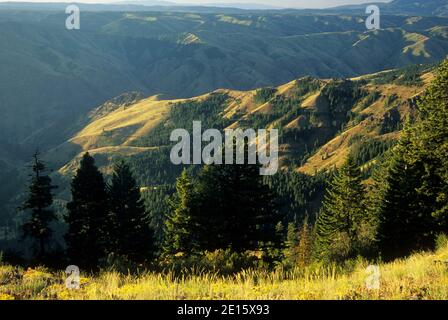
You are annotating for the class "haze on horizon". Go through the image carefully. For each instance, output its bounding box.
[0,0,392,9]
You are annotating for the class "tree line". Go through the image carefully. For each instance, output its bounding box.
[15,59,448,272]
[19,153,153,269]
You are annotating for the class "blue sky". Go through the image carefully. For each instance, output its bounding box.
[1,0,392,9]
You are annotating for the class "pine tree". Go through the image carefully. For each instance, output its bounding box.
[408,59,448,230]
[315,156,367,261]
[376,142,435,260]
[373,59,448,260]
[193,160,280,253]
[108,161,154,263]
[65,153,109,269]
[283,222,299,267]
[19,152,57,259]
[296,216,313,267]
[163,169,195,255]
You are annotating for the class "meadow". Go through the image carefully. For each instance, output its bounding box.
[1,244,447,300]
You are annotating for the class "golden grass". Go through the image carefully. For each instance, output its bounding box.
[298,81,428,174]
[1,245,447,300]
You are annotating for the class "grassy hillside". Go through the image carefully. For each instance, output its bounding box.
[1,242,447,300]
[48,64,435,182]
[0,63,437,252]
[1,10,447,148]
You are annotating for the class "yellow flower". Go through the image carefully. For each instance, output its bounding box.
[0,293,15,300]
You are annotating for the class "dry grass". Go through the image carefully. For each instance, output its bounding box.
[1,245,447,300]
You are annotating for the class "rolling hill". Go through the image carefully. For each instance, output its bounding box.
[0,10,447,150]
[0,63,441,253]
[43,64,435,190]
[0,4,447,250]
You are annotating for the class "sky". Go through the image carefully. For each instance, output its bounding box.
[0,0,392,9]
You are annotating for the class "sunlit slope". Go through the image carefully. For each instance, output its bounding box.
[1,11,448,151]
[47,95,174,172]
[298,77,430,174]
[51,66,434,178]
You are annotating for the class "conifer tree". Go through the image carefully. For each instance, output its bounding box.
[296,216,313,267]
[373,59,448,260]
[108,161,154,263]
[315,156,366,261]
[19,152,57,258]
[409,59,448,230]
[376,142,435,260]
[163,169,195,255]
[193,160,280,253]
[65,153,109,269]
[283,222,299,267]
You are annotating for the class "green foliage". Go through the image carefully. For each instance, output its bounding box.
[142,184,175,247]
[435,234,448,251]
[159,249,260,276]
[322,80,368,116]
[295,77,322,97]
[371,63,435,86]
[359,90,381,110]
[283,218,314,269]
[349,136,397,167]
[192,161,281,253]
[384,94,399,108]
[65,153,110,270]
[375,141,436,260]
[254,87,277,104]
[409,59,448,226]
[315,156,374,262]
[134,93,230,147]
[19,152,57,259]
[264,171,327,224]
[107,161,155,263]
[380,107,403,134]
[163,169,196,256]
[371,59,448,260]
[163,149,281,257]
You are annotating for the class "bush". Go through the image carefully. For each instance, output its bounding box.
[102,253,141,274]
[328,232,353,263]
[435,234,448,251]
[254,87,277,104]
[160,249,261,276]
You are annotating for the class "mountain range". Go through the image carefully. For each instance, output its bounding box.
[0,1,447,240]
[0,10,447,148]
[0,63,433,225]
[0,1,447,15]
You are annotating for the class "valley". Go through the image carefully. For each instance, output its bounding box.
[0,1,448,302]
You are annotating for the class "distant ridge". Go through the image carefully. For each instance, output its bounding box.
[0,0,446,16]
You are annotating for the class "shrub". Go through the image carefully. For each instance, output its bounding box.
[160,249,260,276]
[254,87,277,104]
[102,253,141,274]
[435,234,448,251]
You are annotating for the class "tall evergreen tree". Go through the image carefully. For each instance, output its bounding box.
[372,59,448,260]
[283,217,314,268]
[296,216,314,267]
[163,169,195,255]
[65,153,109,269]
[315,156,367,261]
[193,160,280,253]
[376,141,435,260]
[283,222,299,267]
[108,161,154,263]
[408,59,448,230]
[19,152,57,258]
